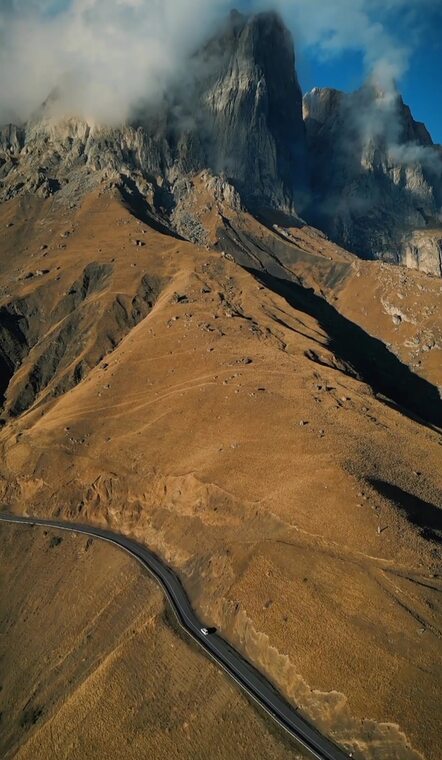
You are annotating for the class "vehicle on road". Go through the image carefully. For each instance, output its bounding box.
[0,513,349,760]
[201,627,216,636]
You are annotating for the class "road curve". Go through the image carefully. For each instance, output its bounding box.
[0,513,351,760]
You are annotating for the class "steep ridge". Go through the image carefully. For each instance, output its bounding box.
[0,256,164,418]
[212,212,442,428]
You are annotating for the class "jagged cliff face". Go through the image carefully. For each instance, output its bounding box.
[303,86,442,276]
[0,11,307,219]
[197,10,308,211]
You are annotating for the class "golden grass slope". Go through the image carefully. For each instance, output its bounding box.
[0,189,441,759]
[0,524,303,759]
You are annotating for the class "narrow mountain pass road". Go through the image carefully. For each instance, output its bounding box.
[0,512,352,760]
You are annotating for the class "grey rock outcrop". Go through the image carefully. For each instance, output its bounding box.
[303,85,442,276]
[0,11,308,217]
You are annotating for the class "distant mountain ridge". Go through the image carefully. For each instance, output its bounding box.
[0,10,441,274]
[303,85,442,276]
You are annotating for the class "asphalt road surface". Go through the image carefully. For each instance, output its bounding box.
[0,512,352,760]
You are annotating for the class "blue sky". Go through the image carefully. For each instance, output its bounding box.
[294,8,442,143]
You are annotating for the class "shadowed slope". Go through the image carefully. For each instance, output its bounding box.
[247,267,442,429]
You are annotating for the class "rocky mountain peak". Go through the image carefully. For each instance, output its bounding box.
[194,9,308,211]
[0,10,307,220]
[0,11,441,275]
[304,85,442,275]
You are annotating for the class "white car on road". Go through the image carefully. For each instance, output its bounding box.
[201,627,216,636]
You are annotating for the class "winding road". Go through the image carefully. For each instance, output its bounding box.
[0,513,351,760]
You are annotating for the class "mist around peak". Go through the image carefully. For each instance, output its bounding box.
[0,0,438,128]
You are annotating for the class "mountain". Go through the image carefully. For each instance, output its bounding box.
[1,12,441,276]
[0,11,307,221]
[304,85,442,275]
[0,11,441,760]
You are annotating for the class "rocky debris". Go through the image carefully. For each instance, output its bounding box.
[171,293,189,304]
[20,269,50,280]
[203,173,243,211]
[230,357,253,366]
[381,298,415,326]
[303,85,442,275]
[172,209,208,246]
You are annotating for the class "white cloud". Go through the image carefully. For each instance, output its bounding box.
[0,0,437,125]
[0,0,233,124]
[263,0,427,85]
